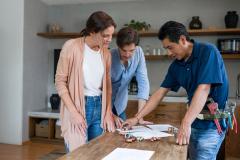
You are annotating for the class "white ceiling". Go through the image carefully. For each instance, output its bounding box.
[41,0,144,5]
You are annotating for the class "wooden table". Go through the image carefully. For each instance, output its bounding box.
[57,132,187,160]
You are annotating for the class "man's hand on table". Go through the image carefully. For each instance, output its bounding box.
[176,120,191,145]
[138,118,153,125]
[121,117,139,130]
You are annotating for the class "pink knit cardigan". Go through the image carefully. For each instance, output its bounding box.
[55,37,112,151]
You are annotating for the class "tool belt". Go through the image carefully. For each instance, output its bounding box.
[196,98,238,134]
[197,112,229,120]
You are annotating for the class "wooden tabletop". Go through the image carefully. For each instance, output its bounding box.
[57,132,187,160]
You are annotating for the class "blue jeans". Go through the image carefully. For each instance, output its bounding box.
[65,95,103,153]
[85,95,103,141]
[188,128,226,160]
[112,105,127,121]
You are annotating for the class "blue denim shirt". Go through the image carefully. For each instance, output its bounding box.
[111,46,150,115]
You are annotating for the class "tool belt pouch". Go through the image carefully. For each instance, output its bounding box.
[197,99,237,134]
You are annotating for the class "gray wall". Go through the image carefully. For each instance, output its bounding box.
[47,0,238,32]
[0,0,24,144]
[47,0,240,97]
[22,0,48,142]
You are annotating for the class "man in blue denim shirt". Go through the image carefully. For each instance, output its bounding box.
[111,27,151,128]
[123,21,228,160]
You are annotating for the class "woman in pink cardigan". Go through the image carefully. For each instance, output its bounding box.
[55,11,116,152]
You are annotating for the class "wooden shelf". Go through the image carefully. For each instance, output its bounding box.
[188,28,240,36]
[36,31,159,39]
[29,116,64,144]
[37,32,82,39]
[221,54,240,59]
[37,28,240,39]
[139,28,240,36]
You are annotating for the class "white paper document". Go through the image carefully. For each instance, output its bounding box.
[117,124,177,139]
[128,130,172,139]
[102,148,154,160]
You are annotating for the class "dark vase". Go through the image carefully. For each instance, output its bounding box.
[189,16,202,29]
[50,94,60,110]
[225,11,239,28]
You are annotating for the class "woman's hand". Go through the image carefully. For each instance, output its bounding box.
[113,114,124,129]
[70,112,87,136]
[103,111,116,132]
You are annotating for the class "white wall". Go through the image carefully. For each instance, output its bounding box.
[22,0,48,141]
[0,0,48,144]
[0,0,24,144]
[47,0,240,97]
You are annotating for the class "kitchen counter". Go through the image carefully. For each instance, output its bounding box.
[128,95,188,103]
[27,97,240,120]
[228,98,240,105]
[129,95,240,105]
[57,132,187,160]
[28,108,60,119]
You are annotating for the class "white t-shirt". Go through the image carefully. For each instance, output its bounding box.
[83,43,104,96]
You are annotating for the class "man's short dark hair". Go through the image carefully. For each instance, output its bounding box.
[116,27,139,48]
[158,21,190,43]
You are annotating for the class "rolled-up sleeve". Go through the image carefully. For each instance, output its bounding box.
[135,47,150,100]
[55,40,73,96]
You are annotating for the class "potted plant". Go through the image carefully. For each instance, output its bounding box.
[124,20,151,31]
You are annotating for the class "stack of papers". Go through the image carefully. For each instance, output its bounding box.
[117,124,177,139]
[102,148,154,160]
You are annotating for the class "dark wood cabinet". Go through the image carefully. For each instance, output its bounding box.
[125,100,187,127]
[225,105,240,158]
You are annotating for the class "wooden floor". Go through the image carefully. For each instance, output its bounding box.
[0,142,64,160]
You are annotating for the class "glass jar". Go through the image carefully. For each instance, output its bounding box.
[145,45,151,55]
